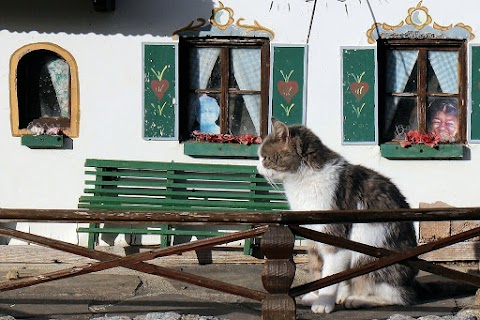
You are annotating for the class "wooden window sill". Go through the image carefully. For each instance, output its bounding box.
[21,134,64,149]
[183,141,260,159]
[380,143,465,160]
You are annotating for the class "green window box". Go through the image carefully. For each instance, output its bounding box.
[380,143,465,160]
[21,134,64,149]
[183,141,260,159]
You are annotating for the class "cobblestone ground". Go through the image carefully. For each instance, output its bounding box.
[1,313,479,320]
[381,315,477,320]
[1,313,224,320]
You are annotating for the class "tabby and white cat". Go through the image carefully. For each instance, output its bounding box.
[257,119,418,314]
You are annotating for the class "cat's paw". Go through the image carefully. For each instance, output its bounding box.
[336,283,350,304]
[343,295,380,309]
[301,292,319,306]
[311,294,336,314]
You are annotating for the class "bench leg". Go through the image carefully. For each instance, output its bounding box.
[160,224,170,248]
[244,237,253,256]
[87,223,97,249]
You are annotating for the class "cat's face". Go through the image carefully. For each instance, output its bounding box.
[257,119,302,181]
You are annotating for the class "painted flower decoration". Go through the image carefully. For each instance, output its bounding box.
[400,130,440,148]
[210,1,234,30]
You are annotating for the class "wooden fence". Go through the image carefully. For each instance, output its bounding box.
[1,207,480,319]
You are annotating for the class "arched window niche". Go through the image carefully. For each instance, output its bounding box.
[10,42,79,139]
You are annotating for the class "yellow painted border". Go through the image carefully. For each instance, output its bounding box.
[10,42,80,137]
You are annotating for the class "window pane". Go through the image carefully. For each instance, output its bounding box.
[382,96,418,141]
[230,48,261,90]
[188,48,221,90]
[188,93,221,134]
[427,97,459,142]
[427,51,459,94]
[386,50,418,93]
[228,94,260,136]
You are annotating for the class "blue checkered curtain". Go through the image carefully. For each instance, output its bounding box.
[188,48,221,130]
[189,48,221,89]
[231,48,261,135]
[384,50,419,132]
[428,51,459,94]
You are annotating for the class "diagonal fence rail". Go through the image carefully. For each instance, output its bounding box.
[0,207,480,319]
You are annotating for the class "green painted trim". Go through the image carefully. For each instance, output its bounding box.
[21,134,64,149]
[183,141,260,158]
[380,143,465,160]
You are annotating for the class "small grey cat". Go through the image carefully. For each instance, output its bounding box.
[257,118,418,314]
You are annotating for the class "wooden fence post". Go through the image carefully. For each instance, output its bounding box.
[261,225,296,320]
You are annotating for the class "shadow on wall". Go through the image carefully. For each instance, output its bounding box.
[0,0,215,36]
[0,223,17,245]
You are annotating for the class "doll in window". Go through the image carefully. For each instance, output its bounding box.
[427,98,458,143]
[195,94,220,134]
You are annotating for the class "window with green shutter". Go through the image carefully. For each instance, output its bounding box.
[143,40,307,158]
[342,42,467,159]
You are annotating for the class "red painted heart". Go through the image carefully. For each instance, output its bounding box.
[349,82,369,102]
[277,81,299,103]
[477,82,480,90]
[151,79,170,101]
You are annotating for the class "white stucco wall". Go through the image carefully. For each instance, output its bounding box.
[0,0,478,246]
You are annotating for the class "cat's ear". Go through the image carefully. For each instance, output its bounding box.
[271,117,289,143]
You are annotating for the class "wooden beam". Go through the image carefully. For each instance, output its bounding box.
[2,207,480,224]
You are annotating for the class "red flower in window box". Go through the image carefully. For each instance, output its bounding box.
[400,130,440,148]
[191,131,262,145]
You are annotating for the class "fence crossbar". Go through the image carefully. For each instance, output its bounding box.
[0,225,267,300]
[291,225,480,288]
[290,225,480,297]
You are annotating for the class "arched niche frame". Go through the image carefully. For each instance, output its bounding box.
[10,42,80,138]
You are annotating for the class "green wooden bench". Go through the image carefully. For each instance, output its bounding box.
[77,159,289,255]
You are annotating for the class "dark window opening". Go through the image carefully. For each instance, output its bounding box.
[17,50,71,131]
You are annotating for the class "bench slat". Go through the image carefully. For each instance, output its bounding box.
[85,159,258,174]
[84,180,281,192]
[78,203,271,212]
[83,187,287,201]
[84,170,273,184]
[79,195,288,210]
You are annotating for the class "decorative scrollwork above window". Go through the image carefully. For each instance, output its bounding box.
[366,1,474,43]
[173,1,275,39]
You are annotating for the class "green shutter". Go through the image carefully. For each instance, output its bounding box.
[470,45,480,142]
[143,43,177,140]
[342,47,376,144]
[271,45,306,126]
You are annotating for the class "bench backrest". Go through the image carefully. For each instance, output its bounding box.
[79,159,289,212]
